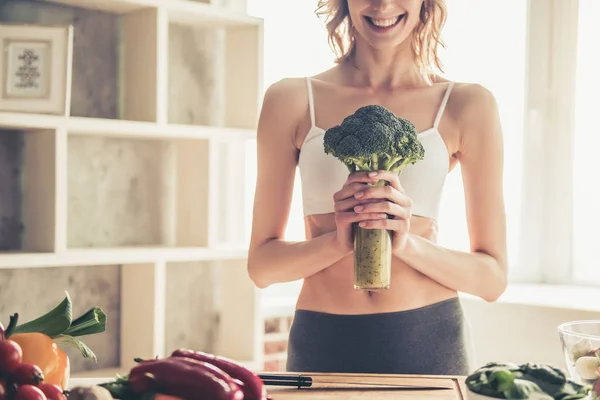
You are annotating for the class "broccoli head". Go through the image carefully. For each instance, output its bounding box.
[323,104,425,173]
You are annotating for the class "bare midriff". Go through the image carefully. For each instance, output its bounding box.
[295,213,458,315]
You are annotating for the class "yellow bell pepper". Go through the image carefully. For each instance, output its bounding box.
[3,292,105,391]
[9,333,71,389]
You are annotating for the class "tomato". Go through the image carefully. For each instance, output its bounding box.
[0,380,7,400]
[153,394,185,400]
[12,363,45,386]
[14,385,47,400]
[0,340,23,375]
[37,384,66,400]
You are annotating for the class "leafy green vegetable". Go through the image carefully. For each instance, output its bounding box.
[506,379,551,399]
[10,292,73,337]
[99,375,138,400]
[492,369,517,393]
[54,334,97,361]
[466,362,591,399]
[323,104,425,173]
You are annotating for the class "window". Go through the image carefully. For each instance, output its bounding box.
[244,1,335,247]
[435,1,527,273]
[572,0,600,285]
[245,0,334,299]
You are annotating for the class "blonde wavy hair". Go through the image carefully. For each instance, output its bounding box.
[315,0,447,81]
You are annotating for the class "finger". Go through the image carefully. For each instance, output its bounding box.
[368,170,404,193]
[355,185,412,208]
[358,218,410,231]
[336,211,388,226]
[333,181,372,202]
[335,197,379,213]
[354,201,411,220]
[345,171,380,185]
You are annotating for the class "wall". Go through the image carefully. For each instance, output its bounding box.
[262,315,293,371]
[0,265,121,371]
[0,0,222,373]
[462,299,599,369]
[260,297,600,372]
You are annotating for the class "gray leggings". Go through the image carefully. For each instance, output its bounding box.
[286,297,470,375]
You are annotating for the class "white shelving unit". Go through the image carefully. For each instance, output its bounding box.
[0,0,264,376]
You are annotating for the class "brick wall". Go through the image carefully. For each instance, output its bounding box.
[262,315,294,371]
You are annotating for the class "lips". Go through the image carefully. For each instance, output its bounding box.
[364,14,406,32]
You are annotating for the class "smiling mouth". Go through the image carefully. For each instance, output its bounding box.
[364,14,405,31]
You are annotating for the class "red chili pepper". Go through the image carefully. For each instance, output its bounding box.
[128,357,243,400]
[171,349,267,400]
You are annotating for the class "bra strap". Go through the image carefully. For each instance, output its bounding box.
[433,82,455,128]
[305,77,316,127]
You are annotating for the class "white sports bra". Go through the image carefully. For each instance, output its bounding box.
[297,77,453,220]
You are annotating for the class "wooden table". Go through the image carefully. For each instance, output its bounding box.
[69,372,469,400]
[263,373,468,399]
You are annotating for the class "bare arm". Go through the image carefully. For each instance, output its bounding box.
[247,79,350,289]
[398,84,508,302]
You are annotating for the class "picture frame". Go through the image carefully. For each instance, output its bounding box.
[0,23,73,115]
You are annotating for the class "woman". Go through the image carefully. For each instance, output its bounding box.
[247,0,507,376]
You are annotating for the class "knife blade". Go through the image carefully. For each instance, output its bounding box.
[259,374,451,390]
[263,381,450,390]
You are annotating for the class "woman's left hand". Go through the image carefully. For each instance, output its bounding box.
[351,170,413,253]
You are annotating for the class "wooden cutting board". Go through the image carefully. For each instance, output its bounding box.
[264,372,468,399]
[69,373,469,399]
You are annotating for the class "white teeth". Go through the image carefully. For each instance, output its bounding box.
[369,16,400,27]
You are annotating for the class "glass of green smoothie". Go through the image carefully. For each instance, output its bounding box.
[353,224,392,290]
[353,179,393,290]
[322,105,425,291]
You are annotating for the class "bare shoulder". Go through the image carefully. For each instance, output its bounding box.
[258,77,311,145]
[444,82,503,154]
[450,82,500,130]
[261,77,310,119]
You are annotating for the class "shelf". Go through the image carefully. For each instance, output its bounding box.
[0,128,62,253]
[0,0,264,383]
[0,112,255,141]
[0,246,249,269]
[69,120,255,141]
[71,367,127,379]
[166,8,263,131]
[43,0,261,27]
[166,1,261,27]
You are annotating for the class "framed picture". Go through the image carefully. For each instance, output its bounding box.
[0,24,73,115]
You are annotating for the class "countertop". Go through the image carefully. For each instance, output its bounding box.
[70,373,469,400]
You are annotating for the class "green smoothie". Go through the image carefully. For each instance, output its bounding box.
[353,226,392,290]
[353,179,393,290]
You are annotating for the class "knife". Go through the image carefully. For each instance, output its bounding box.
[258,374,451,390]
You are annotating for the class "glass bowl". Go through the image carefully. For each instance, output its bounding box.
[558,320,600,395]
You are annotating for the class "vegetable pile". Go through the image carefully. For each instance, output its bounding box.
[1,292,107,390]
[323,105,425,290]
[0,322,67,400]
[466,362,592,399]
[571,346,600,399]
[99,349,269,400]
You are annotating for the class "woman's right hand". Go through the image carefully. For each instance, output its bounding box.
[333,171,389,251]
